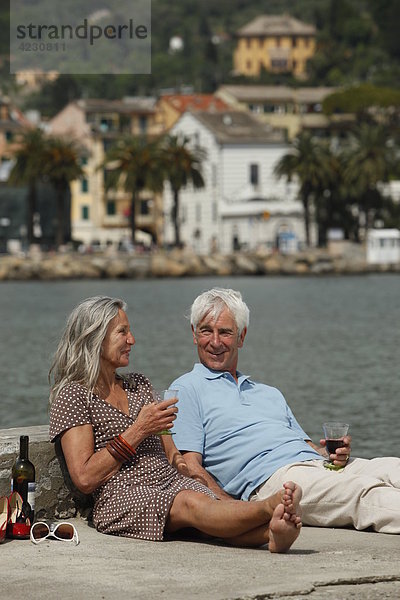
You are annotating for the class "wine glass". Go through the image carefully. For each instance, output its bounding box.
[151,389,178,435]
[322,422,349,470]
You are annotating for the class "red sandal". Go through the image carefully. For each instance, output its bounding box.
[6,492,31,539]
[0,496,9,542]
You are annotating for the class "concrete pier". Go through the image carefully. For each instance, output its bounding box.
[1,426,399,599]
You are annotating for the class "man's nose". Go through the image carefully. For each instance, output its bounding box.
[128,333,135,345]
[210,331,221,346]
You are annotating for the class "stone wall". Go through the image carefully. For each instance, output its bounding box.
[0,425,92,520]
[1,247,399,280]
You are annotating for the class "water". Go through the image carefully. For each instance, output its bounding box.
[1,274,399,459]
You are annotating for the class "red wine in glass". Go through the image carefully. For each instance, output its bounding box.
[325,438,344,455]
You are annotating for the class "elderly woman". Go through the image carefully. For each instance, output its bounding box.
[49,296,302,552]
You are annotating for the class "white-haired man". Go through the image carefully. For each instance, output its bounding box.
[170,288,400,533]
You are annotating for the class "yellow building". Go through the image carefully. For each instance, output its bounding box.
[49,98,164,247]
[234,14,316,79]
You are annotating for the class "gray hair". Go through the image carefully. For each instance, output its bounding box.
[190,288,249,335]
[48,296,127,406]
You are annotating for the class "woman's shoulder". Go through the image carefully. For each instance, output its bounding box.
[120,372,152,390]
[57,381,89,400]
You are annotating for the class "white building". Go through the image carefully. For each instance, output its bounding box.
[367,229,400,265]
[163,110,308,254]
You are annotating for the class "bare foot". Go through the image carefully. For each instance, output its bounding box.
[268,503,302,553]
[281,481,302,524]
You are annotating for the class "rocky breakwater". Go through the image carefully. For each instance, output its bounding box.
[0,246,399,280]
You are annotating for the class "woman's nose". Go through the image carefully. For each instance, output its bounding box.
[128,333,135,345]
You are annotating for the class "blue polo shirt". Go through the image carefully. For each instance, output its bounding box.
[171,363,323,500]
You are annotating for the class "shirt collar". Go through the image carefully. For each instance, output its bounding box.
[193,362,252,384]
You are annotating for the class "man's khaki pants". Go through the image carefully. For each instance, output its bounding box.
[250,457,400,533]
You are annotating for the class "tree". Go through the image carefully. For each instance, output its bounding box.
[274,132,334,246]
[42,137,83,249]
[103,136,165,243]
[8,128,47,245]
[342,123,397,235]
[162,135,205,247]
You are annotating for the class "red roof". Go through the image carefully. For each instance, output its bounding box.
[160,94,228,114]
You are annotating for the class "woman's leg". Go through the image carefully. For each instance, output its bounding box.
[166,481,302,552]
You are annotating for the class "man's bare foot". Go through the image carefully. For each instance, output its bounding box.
[268,503,302,553]
[281,481,302,524]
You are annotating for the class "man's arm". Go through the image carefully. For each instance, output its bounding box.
[182,451,234,500]
[306,440,327,456]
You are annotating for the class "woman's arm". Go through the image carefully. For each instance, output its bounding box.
[61,398,179,494]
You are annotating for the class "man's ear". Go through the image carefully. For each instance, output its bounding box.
[191,325,197,345]
[238,327,247,348]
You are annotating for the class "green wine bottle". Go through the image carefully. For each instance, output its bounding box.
[11,435,36,523]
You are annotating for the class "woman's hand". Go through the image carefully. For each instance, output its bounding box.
[319,435,352,467]
[134,398,178,439]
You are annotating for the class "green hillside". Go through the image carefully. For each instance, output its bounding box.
[1,0,400,115]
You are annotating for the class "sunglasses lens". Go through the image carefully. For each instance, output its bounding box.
[55,524,74,540]
[32,523,49,540]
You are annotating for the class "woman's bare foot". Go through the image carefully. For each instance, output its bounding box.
[267,502,302,553]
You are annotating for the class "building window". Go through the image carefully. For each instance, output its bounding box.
[180,204,187,224]
[211,163,217,187]
[271,59,288,70]
[139,115,147,134]
[100,118,113,132]
[196,203,201,223]
[140,199,149,215]
[106,200,116,216]
[80,156,88,166]
[212,201,218,221]
[276,37,281,47]
[5,131,13,142]
[103,139,114,153]
[81,178,89,193]
[81,205,89,220]
[250,163,259,186]
[292,37,297,48]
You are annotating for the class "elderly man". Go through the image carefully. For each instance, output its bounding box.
[170,288,400,533]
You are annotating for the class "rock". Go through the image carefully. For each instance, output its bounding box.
[150,253,188,277]
[232,254,259,275]
[104,258,129,278]
[262,254,283,274]
[201,255,232,276]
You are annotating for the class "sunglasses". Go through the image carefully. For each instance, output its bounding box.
[30,521,79,545]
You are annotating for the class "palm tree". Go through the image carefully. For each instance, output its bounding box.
[274,132,334,247]
[342,123,396,235]
[162,135,205,247]
[42,137,83,249]
[8,128,47,245]
[103,136,165,243]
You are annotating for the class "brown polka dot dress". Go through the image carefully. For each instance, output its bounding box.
[49,372,216,541]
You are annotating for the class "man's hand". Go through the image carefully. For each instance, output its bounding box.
[319,435,352,467]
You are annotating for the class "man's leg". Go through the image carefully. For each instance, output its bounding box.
[251,458,400,533]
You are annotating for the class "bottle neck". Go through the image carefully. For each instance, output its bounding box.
[19,435,29,460]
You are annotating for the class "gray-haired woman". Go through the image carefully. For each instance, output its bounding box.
[49,296,302,551]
